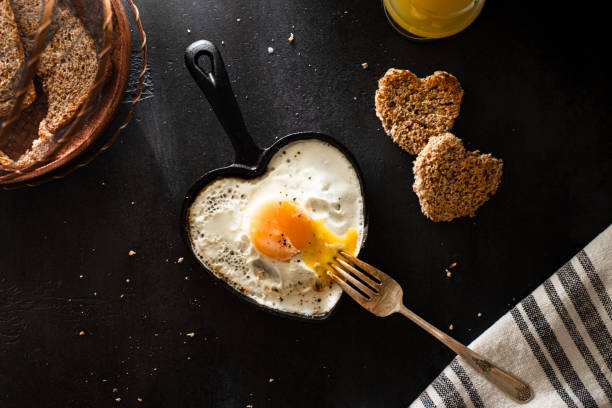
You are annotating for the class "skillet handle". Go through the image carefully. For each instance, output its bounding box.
[185,40,263,167]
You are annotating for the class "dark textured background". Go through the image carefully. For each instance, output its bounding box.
[1,1,611,407]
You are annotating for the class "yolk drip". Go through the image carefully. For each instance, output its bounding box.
[301,218,358,287]
[249,200,358,287]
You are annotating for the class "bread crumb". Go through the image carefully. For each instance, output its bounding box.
[178,257,184,263]
[128,250,136,256]
[288,33,294,43]
[187,28,191,33]
[186,332,195,338]
[120,294,125,299]
[137,397,143,403]
[477,312,482,317]
[112,388,118,393]
[221,40,225,45]
[268,378,274,383]
[115,397,121,402]
[246,405,254,408]
[449,324,454,330]
[236,18,241,22]
[125,278,130,283]
[445,269,452,278]
[267,47,274,54]
[79,330,85,336]
[449,262,457,268]
[361,62,368,69]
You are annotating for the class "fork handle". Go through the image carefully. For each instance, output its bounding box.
[398,305,533,403]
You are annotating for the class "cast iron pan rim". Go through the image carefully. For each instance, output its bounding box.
[180,131,370,322]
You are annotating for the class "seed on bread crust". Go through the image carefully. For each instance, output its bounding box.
[413,133,502,222]
[375,69,463,155]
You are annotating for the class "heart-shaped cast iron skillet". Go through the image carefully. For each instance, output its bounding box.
[182,40,369,321]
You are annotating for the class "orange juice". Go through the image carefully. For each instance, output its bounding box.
[383,0,485,39]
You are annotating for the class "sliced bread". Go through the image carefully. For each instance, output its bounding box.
[0,0,36,117]
[8,0,55,54]
[375,69,463,155]
[35,3,99,138]
[413,133,503,222]
[11,0,98,140]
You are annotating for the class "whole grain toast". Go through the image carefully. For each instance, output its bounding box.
[0,0,36,117]
[375,69,463,155]
[413,133,502,222]
[35,2,99,139]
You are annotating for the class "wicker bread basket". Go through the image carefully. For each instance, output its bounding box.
[0,0,147,189]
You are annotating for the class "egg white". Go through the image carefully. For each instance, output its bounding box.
[188,139,365,317]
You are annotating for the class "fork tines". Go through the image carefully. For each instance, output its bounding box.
[327,251,383,302]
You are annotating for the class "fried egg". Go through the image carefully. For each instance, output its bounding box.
[188,139,365,317]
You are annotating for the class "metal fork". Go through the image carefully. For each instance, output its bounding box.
[328,251,533,403]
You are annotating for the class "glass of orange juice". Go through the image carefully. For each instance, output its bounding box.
[382,0,485,40]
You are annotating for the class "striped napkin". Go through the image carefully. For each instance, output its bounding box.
[410,224,612,408]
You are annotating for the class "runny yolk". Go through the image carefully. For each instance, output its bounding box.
[249,200,358,287]
[301,218,358,288]
[249,201,313,260]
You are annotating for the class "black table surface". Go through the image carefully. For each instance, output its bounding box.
[2,1,611,407]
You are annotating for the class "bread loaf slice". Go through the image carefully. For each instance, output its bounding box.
[36,3,99,138]
[0,0,36,117]
[11,0,98,140]
[8,0,62,53]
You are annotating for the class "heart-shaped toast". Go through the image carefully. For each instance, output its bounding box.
[375,69,463,155]
[413,133,502,222]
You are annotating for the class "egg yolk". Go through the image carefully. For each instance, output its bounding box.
[249,200,358,287]
[249,201,314,260]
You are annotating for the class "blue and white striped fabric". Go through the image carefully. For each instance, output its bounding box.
[410,224,612,408]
